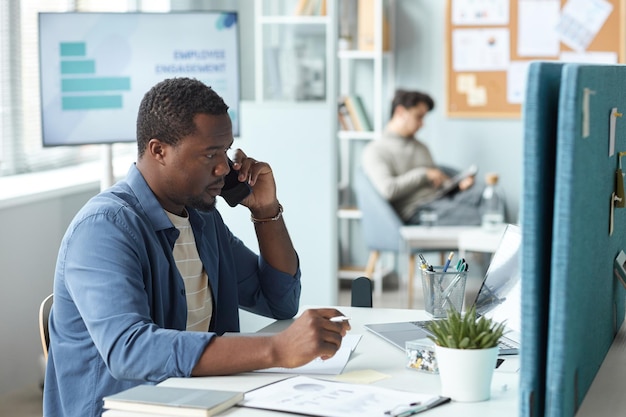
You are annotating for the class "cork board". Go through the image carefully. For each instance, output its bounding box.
[445,0,625,118]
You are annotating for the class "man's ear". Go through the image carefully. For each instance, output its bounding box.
[146,139,167,164]
[394,105,407,119]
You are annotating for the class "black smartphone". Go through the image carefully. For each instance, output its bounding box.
[221,159,252,207]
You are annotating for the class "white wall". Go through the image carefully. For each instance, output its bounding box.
[0,188,98,396]
[221,101,337,308]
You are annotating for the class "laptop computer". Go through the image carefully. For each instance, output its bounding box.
[364,223,522,355]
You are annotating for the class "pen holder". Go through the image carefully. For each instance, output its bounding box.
[421,267,467,318]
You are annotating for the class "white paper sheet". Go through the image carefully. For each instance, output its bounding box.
[507,61,531,104]
[242,376,446,417]
[559,51,618,64]
[452,28,510,72]
[255,334,362,375]
[518,0,560,57]
[452,0,509,26]
[556,0,613,52]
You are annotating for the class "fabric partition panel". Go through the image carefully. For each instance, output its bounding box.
[546,63,626,417]
[519,61,564,417]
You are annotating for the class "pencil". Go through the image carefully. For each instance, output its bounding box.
[442,251,454,272]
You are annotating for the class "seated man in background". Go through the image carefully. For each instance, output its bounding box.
[361,89,483,225]
[44,77,350,417]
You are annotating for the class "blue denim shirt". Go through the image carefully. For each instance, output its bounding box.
[43,164,301,417]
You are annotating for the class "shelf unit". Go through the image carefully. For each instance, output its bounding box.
[254,0,335,103]
[250,0,339,304]
[337,0,395,279]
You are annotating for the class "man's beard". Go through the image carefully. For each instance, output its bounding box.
[186,195,217,212]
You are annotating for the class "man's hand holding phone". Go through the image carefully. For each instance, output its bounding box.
[220,159,252,207]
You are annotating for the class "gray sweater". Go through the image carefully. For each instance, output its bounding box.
[361,130,439,221]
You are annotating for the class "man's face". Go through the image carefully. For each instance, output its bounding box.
[401,102,430,135]
[160,113,233,213]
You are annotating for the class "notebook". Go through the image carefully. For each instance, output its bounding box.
[102,385,244,416]
[365,224,522,355]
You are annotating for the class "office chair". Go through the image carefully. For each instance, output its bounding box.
[354,167,461,304]
[39,293,53,362]
[351,276,373,307]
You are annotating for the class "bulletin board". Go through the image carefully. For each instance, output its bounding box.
[445,0,625,118]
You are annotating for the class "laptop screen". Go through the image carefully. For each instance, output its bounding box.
[473,224,522,334]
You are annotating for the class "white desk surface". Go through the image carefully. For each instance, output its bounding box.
[399,226,481,249]
[458,226,506,255]
[148,306,519,417]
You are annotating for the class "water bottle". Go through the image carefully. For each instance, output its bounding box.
[480,173,505,231]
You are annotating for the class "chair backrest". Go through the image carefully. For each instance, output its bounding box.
[351,276,373,307]
[354,167,405,253]
[39,293,53,362]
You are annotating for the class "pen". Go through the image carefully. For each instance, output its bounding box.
[330,316,350,322]
[442,251,454,272]
[418,253,429,270]
[385,402,420,416]
[387,397,450,417]
[395,401,439,417]
[456,258,466,272]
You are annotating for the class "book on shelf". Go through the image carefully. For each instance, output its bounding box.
[294,0,327,16]
[344,95,372,131]
[357,0,391,51]
[338,99,355,131]
[102,384,244,417]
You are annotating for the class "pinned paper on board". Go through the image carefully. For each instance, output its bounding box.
[507,61,530,104]
[556,0,613,52]
[517,0,560,57]
[457,73,476,93]
[452,28,510,72]
[467,86,488,106]
[456,74,488,107]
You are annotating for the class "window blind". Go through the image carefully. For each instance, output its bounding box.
[0,0,170,177]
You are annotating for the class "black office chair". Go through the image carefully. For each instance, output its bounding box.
[351,276,373,307]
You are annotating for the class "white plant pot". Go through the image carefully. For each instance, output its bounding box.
[435,345,498,402]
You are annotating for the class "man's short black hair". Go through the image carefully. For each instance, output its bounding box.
[136,77,229,157]
[390,89,435,118]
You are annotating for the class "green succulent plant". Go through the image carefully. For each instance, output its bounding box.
[426,306,507,349]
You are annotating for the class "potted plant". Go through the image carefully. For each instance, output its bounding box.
[426,306,507,402]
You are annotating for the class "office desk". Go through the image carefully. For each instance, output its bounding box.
[458,226,506,258]
[140,307,520,417]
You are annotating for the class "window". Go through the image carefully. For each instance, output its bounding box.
[0,0,169,177]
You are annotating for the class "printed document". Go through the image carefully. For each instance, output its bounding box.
[242,376,448,417]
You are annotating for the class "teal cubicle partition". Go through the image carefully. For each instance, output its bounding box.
[519,61,564,417]
[545,64,626,417]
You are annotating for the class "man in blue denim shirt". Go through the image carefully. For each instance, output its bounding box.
[43,78,350,416]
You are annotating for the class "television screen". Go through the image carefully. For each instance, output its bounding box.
[38,12,240,146]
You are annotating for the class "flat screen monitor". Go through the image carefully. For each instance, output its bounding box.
[38,11,240,146]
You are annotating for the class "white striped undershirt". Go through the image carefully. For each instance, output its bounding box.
[165,210,213,332]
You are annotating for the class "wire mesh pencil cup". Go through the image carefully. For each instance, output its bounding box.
[421,267,467,318]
